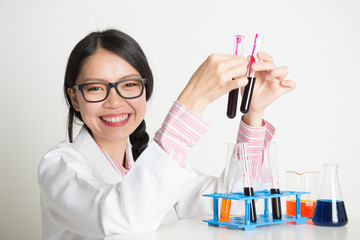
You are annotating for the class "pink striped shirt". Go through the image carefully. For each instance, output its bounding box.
[104,101,275,175]
[154,101,211,166]
[237,117,275,181]
[97,143,131,176]
[154,101,275,169]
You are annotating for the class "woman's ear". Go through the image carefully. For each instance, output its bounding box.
[67,88,80,111]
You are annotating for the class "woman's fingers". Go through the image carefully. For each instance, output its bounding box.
[188,53,249,96]
[207,54,247,68]
[252,61,276,71]
[226,62,248,80]
[249,52,276,71]
[257,52,273,62]
[207,54,248,83]
[280,79,296,90]
[227,76,249,91]
[267,66,289,81]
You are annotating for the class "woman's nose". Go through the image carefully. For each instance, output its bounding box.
[103,88,126,107]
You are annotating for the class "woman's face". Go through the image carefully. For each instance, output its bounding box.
[68,49,146,144]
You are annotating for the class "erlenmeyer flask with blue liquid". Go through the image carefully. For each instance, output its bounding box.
[312,164,348,226]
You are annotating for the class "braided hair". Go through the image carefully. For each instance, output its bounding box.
[63,29,153,161]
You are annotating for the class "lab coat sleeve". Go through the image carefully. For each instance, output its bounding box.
[173,164,224,218]
[38,141,197,237]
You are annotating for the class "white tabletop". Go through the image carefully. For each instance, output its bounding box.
[105,215,357,240]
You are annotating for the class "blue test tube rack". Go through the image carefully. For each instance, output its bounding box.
[203,190,310,231]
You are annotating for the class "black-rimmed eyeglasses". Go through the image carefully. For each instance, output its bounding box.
[73,78,146,103]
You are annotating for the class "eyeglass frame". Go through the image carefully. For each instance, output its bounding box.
[72,78,147,103]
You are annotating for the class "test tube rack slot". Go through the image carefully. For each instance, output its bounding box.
[203,190,310,231]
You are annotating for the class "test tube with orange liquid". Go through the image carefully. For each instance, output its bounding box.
[220,198,232,222]
[220,143,257,222]
[220,143,237,222]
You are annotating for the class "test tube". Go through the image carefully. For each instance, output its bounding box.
[239,142,257,222]
[227,35,245,119]
[240,34,265,114]
[268,142,282,219]
[220,143,237,222]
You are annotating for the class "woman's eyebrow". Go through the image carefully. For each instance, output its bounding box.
[81,74,141,84]
[119,73,142,80]
[81,78,106,83]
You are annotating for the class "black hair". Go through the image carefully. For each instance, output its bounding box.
[63,29,153,161]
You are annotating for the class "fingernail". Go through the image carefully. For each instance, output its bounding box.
[281,80,289,87]
[265,74,270,80]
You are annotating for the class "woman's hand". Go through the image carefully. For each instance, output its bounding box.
[177,54,248,114]
[243,52,296,126]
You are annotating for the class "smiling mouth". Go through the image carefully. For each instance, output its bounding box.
[101,114,129,123]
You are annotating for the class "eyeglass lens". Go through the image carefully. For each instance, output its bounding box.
[83,79,143,102]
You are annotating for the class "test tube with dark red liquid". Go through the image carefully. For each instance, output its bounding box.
[268,142,282,219]
[240,34,264,114]
[239,143,257,222]
[227,35,245,119]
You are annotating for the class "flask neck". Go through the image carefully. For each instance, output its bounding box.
[318,164,343,201]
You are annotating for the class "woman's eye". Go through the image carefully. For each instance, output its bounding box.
[86,85,105,92]
[88,87,102,91]
[124,81,141,88]
[125,83,136,87]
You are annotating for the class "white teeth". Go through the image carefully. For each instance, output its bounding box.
[102,114,129,123]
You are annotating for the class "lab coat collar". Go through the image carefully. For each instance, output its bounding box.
[72,126,124,184]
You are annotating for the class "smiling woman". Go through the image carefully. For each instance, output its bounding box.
[63,30,153,163]
[67,49,148,164]
[38,29,294,240]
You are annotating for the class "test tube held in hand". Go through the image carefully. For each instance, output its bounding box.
[227,35,245,119]
[268,142,282,219]
[240,34,264,114]
[239,143,257,222]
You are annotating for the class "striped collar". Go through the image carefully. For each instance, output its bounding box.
[96,143,131,176]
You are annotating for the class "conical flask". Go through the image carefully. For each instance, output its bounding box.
[312,164,348,226]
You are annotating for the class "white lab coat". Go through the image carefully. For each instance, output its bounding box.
[38,127,270,240]
[38,127,226,240]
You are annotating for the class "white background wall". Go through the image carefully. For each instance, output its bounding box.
[1,0,359,239]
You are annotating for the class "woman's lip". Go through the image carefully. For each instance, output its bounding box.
[101,113,129,118]
[100,113,131,126]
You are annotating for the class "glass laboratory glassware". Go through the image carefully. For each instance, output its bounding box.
[312,164,348,226]
[285,170,319,223]
[220,143,237,222]
[240,33,264,114]
[238,142,257,222]
[267,142,282,219]
[220,142,256,222]
[227,35,245,119]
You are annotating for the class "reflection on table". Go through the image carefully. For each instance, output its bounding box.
[105,215,357,240]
